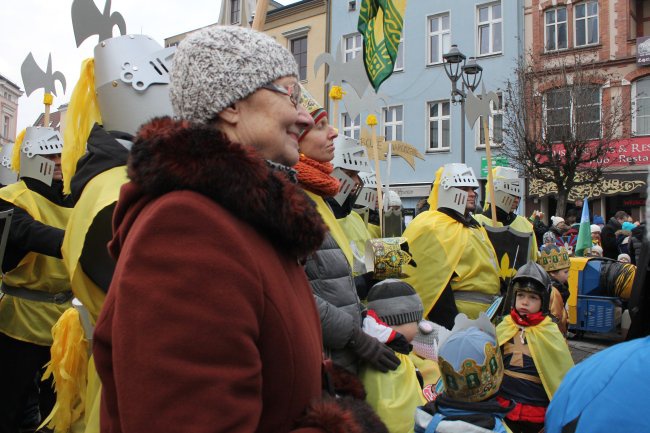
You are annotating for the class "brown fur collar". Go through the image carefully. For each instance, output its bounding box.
[128,117,326,259]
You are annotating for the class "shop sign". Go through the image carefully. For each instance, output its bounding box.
[623,198,646,207]
[481,156,509,177]
[638,36,650,66]
[549,136,650,167]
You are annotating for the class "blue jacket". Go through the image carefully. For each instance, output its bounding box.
[545,336,650,433]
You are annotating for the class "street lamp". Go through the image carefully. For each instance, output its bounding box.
[443,45,483,164]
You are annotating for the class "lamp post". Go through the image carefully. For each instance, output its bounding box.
[443,45,483,164]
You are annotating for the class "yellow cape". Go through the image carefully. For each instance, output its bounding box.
[306,191,353,267]
[403,210,500,318]
[361,352,425,433]
[496,315,574,399]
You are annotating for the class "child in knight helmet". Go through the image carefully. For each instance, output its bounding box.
[360,279,426,433]
[496,261,574,433]
[414,313,513,433]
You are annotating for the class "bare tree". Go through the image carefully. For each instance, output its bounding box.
[500,53,630,217]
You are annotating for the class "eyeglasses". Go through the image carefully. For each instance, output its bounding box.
[260,82,301,109]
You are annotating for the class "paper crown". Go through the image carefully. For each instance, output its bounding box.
[538,245,571,272]
[364,237,416,279]
[437,313,504,402]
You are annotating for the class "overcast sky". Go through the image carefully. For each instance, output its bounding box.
[1,0,294,132]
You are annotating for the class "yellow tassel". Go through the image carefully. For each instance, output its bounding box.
[366,114,378,126]
[40,308,89,433]
[43,93,54,106]
[11,129,26,173]
[329,85,345,101]
[62,58,103,195]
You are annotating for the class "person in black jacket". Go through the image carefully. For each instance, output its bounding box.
[601,211,629,259]
[628,222,646,265]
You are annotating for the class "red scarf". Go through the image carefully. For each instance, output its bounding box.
[294,154,340,198]
[510,308,545,327]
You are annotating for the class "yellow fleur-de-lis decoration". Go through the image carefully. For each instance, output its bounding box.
[499,253,517,281]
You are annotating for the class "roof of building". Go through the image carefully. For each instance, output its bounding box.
[0,73,22,91]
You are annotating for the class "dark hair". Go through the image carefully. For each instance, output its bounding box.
[615,211,629,220]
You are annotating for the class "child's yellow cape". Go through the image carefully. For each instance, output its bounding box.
[497,315,574,399]
[361,352,426,433]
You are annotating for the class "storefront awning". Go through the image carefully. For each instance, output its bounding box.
[529,171,648,201]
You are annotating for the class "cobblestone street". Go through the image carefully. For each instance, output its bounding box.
[568,332,625,363]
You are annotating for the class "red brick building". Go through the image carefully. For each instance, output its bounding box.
[524,0,650,222]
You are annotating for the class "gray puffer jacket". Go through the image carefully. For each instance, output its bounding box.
[305,232,364,374]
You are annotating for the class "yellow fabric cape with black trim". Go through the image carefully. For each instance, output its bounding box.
[62,166,128,321]
[402,209,500,318]
[0,181,72,346]
[48,165,128,433]
[305,191,353,267]
[496,315,574,399]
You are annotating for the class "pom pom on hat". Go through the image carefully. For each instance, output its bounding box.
[170,26,299,124]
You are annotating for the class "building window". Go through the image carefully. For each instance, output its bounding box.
[477,2,502,56]
[632,76,650,136]
[545,86,601,142]
[230,0,241,25]
[477,93,503,147]
[343,33,362,62]
[545,7,568,51]
[2,116,9,139]
[630,0,650,38]
[383,105,403,141]
[574,1,598,47]
[427,101,450,151]
[342,113,361,139]
[394,39,404,71]
[290,37,308,81]
[427,13,451,65]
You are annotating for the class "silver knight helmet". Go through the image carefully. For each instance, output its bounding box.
[437,163,479,215]
[19,127,64,185]
[93,34,175,135]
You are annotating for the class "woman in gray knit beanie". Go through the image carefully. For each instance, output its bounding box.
[93,25,360,433]
[169,25,314,166]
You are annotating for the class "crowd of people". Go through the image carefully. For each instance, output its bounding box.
[0,24,647,433]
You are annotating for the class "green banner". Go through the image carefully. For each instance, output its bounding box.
[357,0,406,91]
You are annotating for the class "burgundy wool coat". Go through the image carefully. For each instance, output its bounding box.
[93,118,333,433]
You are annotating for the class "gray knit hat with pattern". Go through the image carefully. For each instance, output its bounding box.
[170,25,299,124]
[367,279,424,326]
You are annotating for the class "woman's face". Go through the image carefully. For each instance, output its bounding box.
[235,76,314,166]
[299,116,338,163]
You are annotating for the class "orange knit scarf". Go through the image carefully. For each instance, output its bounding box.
[294,154,340,198]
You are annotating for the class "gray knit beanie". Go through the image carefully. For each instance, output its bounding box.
[170,25,299,124]
[367,279,424,326]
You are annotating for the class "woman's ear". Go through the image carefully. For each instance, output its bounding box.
[216,103,240,125]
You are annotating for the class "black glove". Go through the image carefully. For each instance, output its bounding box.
[347,326,400,372]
